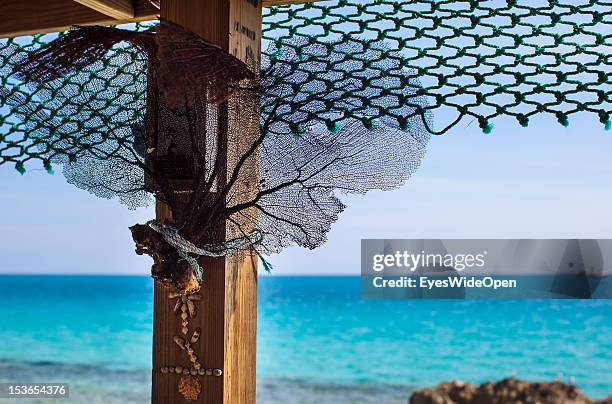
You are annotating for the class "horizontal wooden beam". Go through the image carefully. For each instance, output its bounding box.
[0,0,158,38]
[262,0,319,5]
[73,0,135,20]
[0,0,321,38]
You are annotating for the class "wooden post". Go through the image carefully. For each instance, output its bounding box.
[152,1,261,403]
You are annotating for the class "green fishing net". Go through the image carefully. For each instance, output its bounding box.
[262,0,610,134]
[0,0,610,172]
[0,23,153,173]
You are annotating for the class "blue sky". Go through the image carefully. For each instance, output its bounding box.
[1,112,611,275]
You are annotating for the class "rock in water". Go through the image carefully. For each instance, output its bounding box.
[409,378,611,404]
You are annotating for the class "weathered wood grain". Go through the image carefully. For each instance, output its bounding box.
[73,0,135,19]
[0,0,321,38]
[152,0,260,403]
[0,0,157,37]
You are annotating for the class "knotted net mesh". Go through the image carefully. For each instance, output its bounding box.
[0,20,428,291]
[1,0,610,170]
[263,0,611,134]
[0,0,610,291]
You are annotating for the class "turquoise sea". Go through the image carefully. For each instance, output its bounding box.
[0,275,609,403]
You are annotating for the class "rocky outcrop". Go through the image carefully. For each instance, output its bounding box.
[409,378,611,404]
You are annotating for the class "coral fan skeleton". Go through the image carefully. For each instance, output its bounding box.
[7,21,428,294]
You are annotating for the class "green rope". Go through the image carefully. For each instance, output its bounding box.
[146,220,271,279]
[0,1,610,170]
[261,0,610,135]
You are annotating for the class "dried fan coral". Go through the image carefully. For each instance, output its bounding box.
[7,22,429,293]
[17,20,254,105]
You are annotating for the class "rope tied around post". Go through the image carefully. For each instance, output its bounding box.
[144,220,270,292]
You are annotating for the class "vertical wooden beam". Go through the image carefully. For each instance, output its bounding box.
[152,1,261,403]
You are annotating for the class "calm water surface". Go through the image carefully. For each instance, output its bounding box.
[0,275,609,403]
